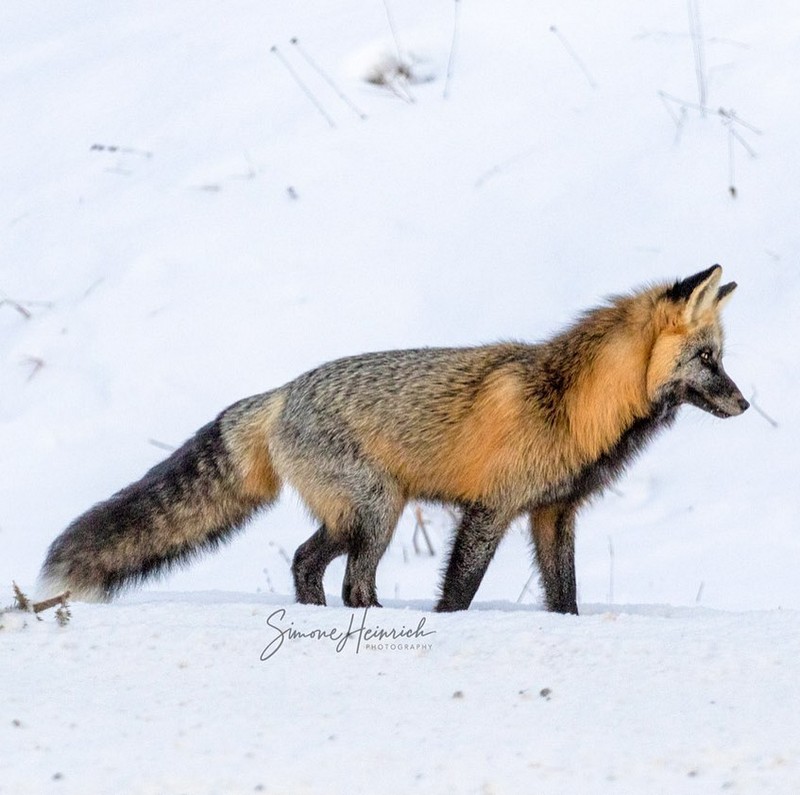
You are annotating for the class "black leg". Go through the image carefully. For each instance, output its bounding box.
[530,504,579,614]
[341,513,391,608]
[342,549,381,608]
[292,525,347,605]
[435,504,509,612]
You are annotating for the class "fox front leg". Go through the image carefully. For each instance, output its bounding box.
[529,503,579,614]
[435,503,510,612]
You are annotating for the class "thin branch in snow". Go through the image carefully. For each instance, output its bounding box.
[262,567,276,594]
[290,38,367,120]
[21,356,45,382]
[90,143,153,159]
[0,298,31,319]
[12,582,31,612]
[722,112,759,197]
[727,124,737,197]
[381,0,404,65]
[634,30,750,49]
[750,389,779,428]
[687,0,708,111]
[412,505,435,556]
[9,582,71,620]
[658,91,761,195]
[516,570,538,604]
[658,91,762,133]
[550,25,597,89]
[729,125,758,157]
[372,1,418,102]
[659,92,688,144]
[271,45,336,129]
[269,541,293,567]
[718,107,762,135]
[695,581,705,604]
[474,146,538,188]
[81,278,105,300]
[443,0,461,100]
[607,536,615,606]
[0,295,53,319]
[148,439,178,452]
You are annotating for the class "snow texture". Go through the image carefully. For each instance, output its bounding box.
[2,1,799,792]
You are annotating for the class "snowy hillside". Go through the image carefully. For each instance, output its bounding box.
[2,1,800,792]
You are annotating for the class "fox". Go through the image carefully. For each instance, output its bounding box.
[39,265,748,614]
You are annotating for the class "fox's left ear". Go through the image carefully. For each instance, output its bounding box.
[666,265,723,325]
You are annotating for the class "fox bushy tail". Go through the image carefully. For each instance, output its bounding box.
[38,393,284,601]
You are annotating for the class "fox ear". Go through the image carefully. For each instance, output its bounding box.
[665,265,723,325]
[716,281,737,311]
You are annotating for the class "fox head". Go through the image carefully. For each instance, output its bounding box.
[647,265,749,418]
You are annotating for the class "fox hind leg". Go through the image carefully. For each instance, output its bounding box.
[530,503,579,614]
[289,456,404,608]
[292,525,347,605]
[435,504,510,612]
[341,507,399,608]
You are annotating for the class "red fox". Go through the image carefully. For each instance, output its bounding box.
[39,265,748,613]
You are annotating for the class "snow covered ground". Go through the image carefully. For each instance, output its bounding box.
[2,1,799,792]
[4,597,800,794]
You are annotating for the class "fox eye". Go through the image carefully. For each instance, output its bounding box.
[698,349,713,364]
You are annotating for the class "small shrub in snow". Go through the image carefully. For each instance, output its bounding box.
[0,582,72,630]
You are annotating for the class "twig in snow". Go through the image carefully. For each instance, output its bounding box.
[90,143,153,159]
[0,299,31,319]
[269,541,293,567]
[364,60,415,103]
[516,571,538,603]
[550,25,597,89]
[658,92,762,133]
[749,389,778,428]
[373,0,417,102]
[634,30,749,49]
[658,91,761,195]
[474,146,538,188]
[0,296,53,319]
[412,506,435,556]
[724,114,758,198]
[727,125,736,197]
[607,536,615,605]
[444,506,460,523]
[271,45,336,129]
[21,356,45,382]
[148,438,178,452]
[82,278,105,300]
[659,92,688,144]
[381,0,404,65]
[687,0,707,112]
[695,581,704,604]
[11,581,71,619]
[443,0,461,100]
[728,125,758,157]
[290,38,367,120]
[12,582,31,612]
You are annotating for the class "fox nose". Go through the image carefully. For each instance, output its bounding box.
[737,396,750,413]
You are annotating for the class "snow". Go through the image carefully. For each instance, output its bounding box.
[2,0,799,792]
[4,598,800,794]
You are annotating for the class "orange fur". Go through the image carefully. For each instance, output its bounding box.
[226,394,285,499]
[566,331,651,462]
[438,370,528,501]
